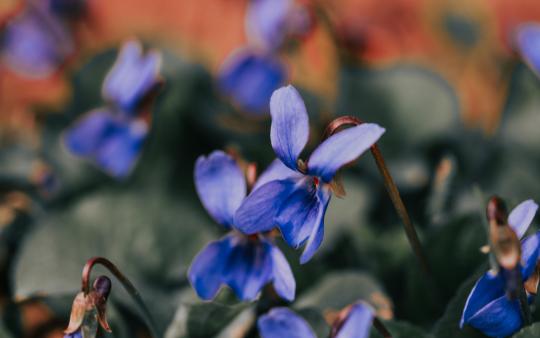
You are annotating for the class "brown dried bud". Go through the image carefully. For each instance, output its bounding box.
[487,196,521,270]
[64,276,112,334]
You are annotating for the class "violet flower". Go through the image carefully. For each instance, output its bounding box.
[258,302,375,338]
[218,0,310,115]
[515,23,540,77]
[188,150,295,301]
[63,40,161,179]
[461,199,540,337]
[1,1,75,78]
[235,85,385,263]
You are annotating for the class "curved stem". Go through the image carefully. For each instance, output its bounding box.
[82,257,160,338]
[373,318,392,338]
[324,116,432,277]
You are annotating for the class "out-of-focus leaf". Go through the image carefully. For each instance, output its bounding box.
[431,273,487,338]
[296,307,330,338]
[13,187,215,333]
[321,174,372,251]
[401,213,487,323]
[295,271,393,320]
[373,320,431,338]
[336,64,459,156]
[166,298,251,338]
[513,323,540,337]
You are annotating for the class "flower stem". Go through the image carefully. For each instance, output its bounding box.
[324,116,432,277]
[517,272,532,326]
[81,257,160,338]
[373,318,393,338]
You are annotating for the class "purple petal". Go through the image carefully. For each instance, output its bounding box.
[218,49,287,115]
[1,4,74,78]
[64,330,82,338]
[274,179,332,263]
[300,185,331,264]
[102,40,161,113]
[188,235,234,300]
[509,199,538,239]
[520,231,540,280]
[94,119,148,178]
[258,308,316,338]
[223,236,274,301]
[276,179,320,248]
[270,85,309,171]
[467,295,522,337]
[194,151,247,227]
[63,109,116,156]
[270,243,296,301]
[335,302,374,338]
[308,124,385,182]
[253,158,302,192]
[460,272,505,328]
[515,23,540,76]
[234,178,297,234]
[245,0,292,51]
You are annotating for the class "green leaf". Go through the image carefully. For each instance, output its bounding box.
[431,273,487,338]
[513,323,540,337]
[296,307,330,338]
[165,298,252,338]
[374,320,431,338]
[13,187,215,333]
[337,64,459,156]
[295,271,392,318]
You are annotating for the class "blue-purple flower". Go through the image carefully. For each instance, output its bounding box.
[218,0,310,115]
[64,331,82,338]
[461,199,540,337]
[258,302,375,338]
[515,23,540,77]
[63,40,161,179]
[188,150,295,301]
[235,85,385,263]
[245,0,311,52]
[218,49,287,115]
[1,1,75,78]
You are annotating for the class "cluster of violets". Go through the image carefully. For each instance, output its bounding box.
[188,85,384,337]
[5,1,540,338]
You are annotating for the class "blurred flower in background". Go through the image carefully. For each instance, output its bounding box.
[218,0,313,116]
[63,40,161,178]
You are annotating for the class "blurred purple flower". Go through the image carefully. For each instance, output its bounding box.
[218,49,287,115]
[246,0,310,52]
[258,303,374,338]
[64,331,82,338]
[1,1,75,78]
[188,150,295,301]
[63,40,161,179]
[461,199,540,337]
[102,40,162,114]
[515,23,540,77]
[218,0,311,115]
[235,85,385,263]
[258,308,316,338]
